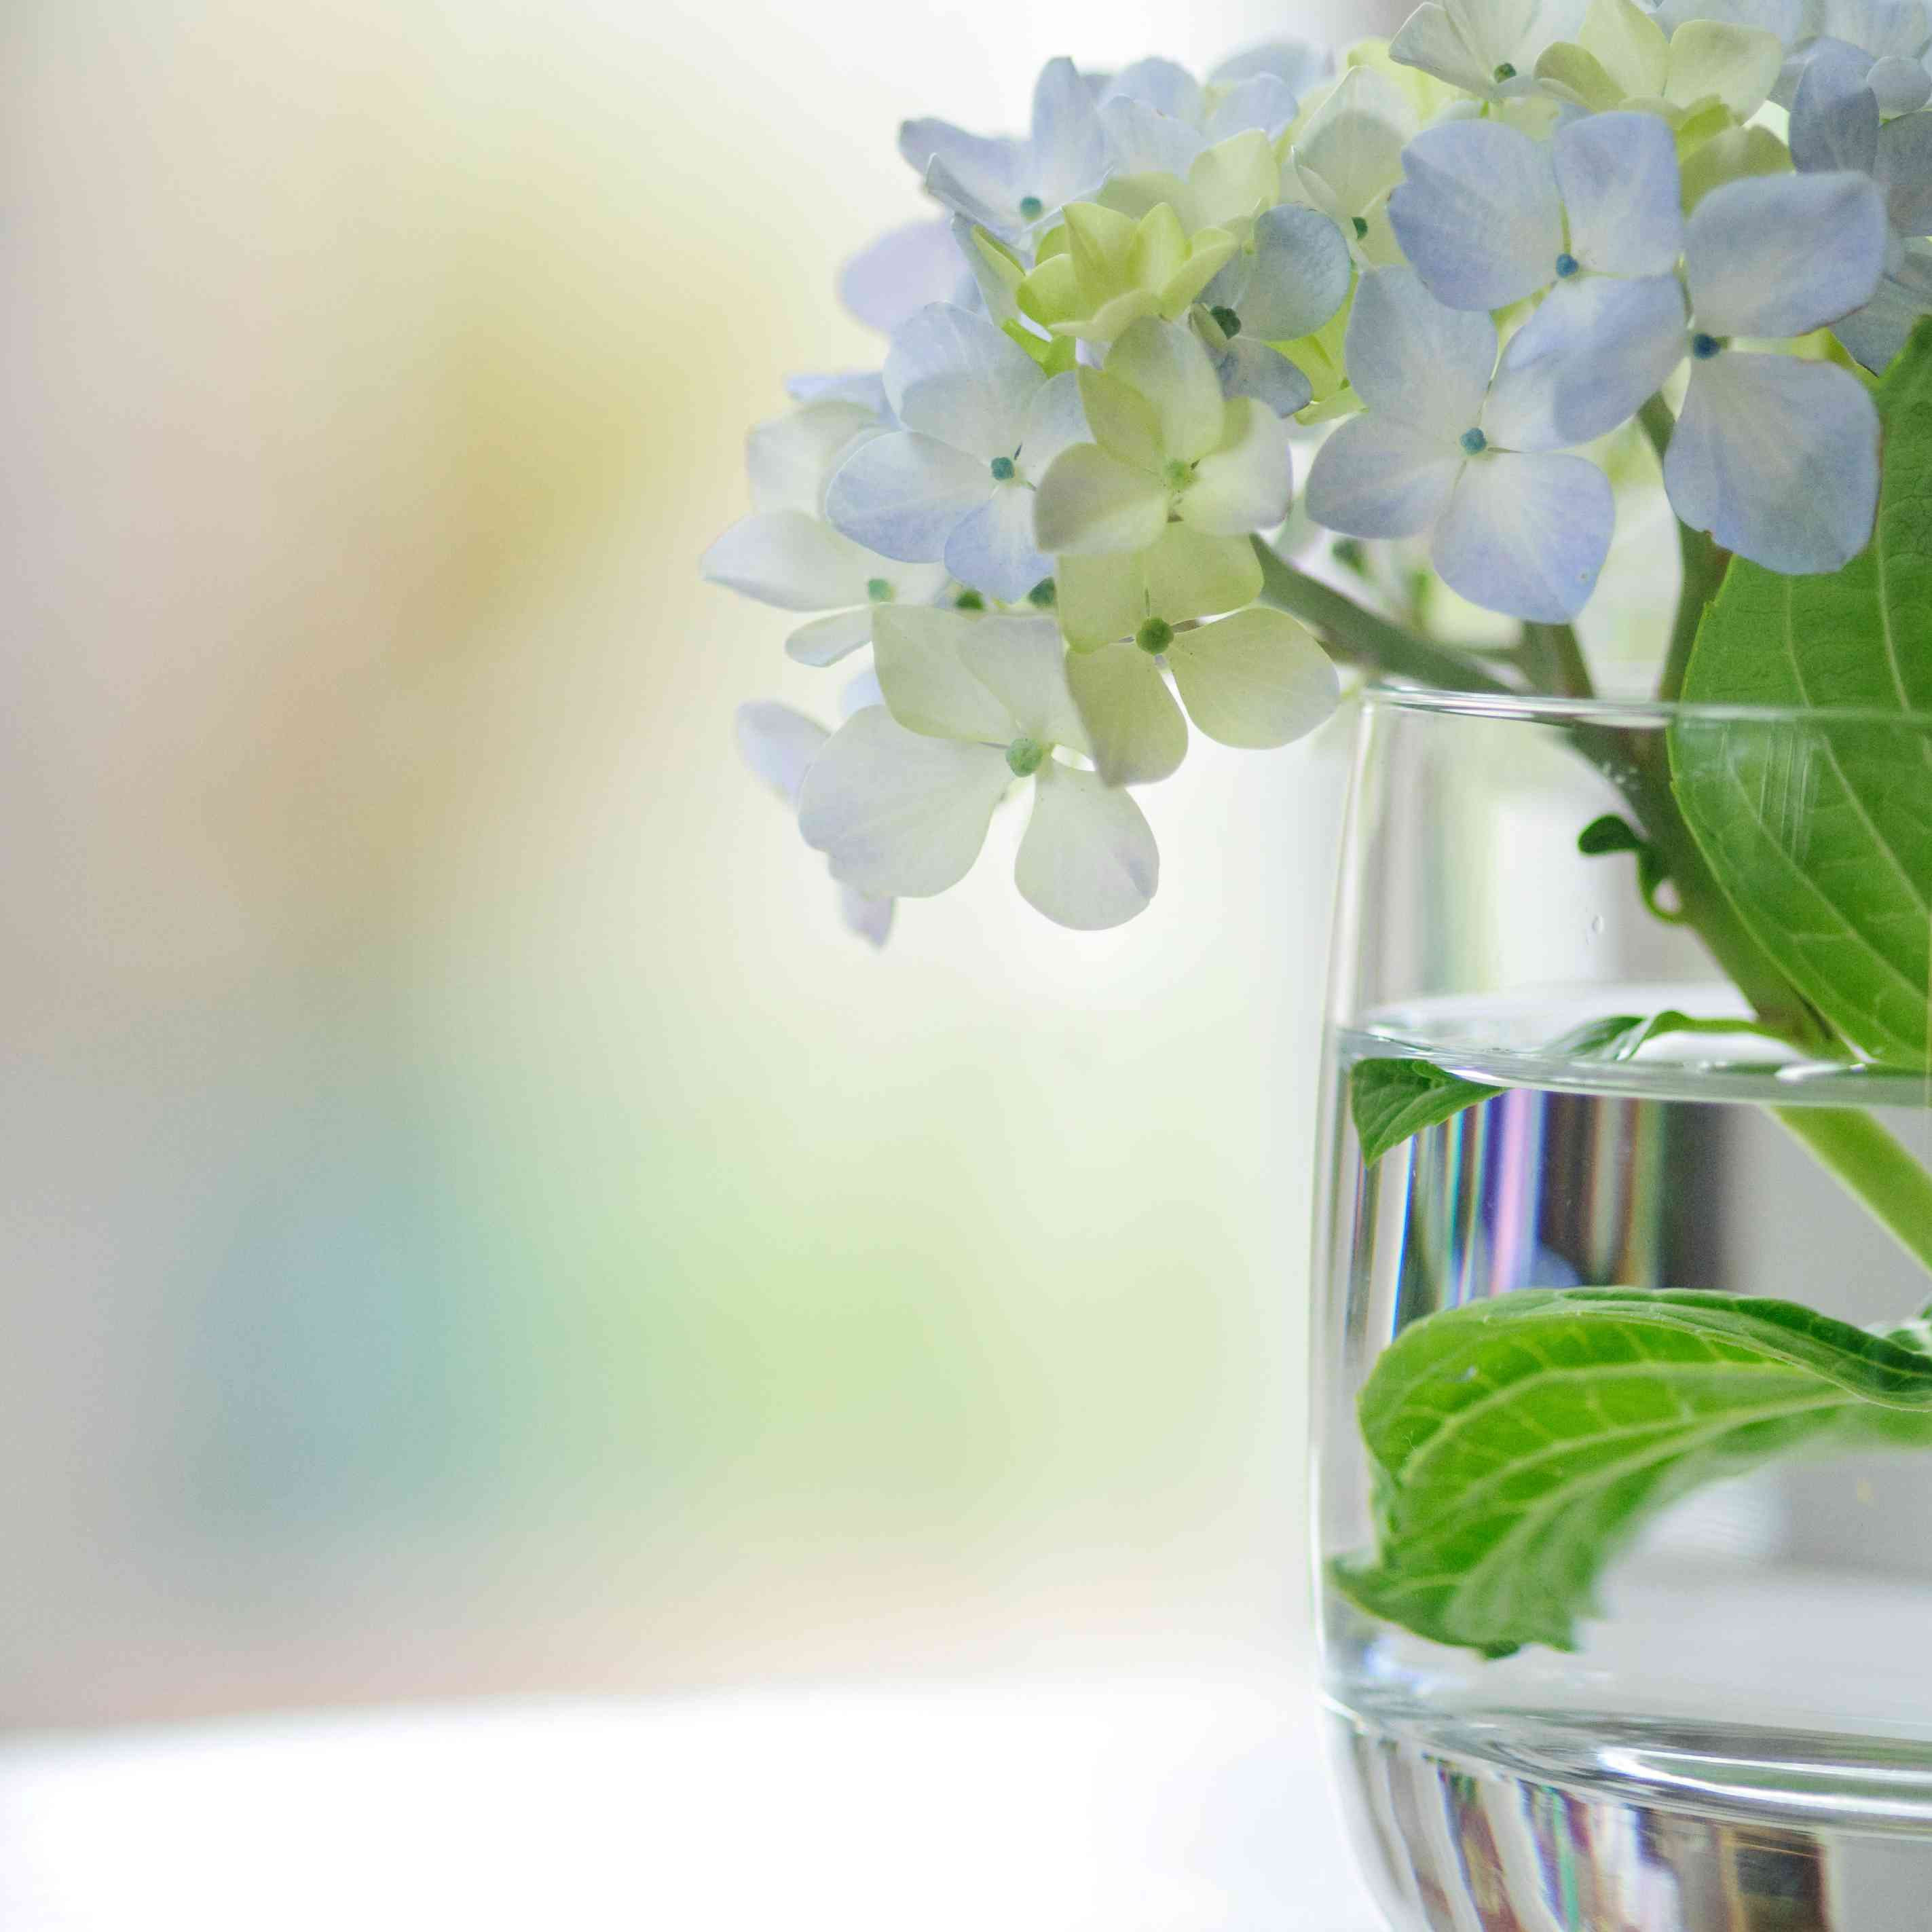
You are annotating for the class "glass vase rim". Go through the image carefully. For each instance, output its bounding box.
[1361,684,1932,730]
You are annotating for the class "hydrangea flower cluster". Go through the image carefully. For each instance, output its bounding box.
[707,0,1927,935]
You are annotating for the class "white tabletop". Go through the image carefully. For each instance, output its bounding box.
[0,1674,1384,1930]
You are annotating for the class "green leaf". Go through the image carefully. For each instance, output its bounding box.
[1348,1015,1770,1164]
[1349,1059,1497,1167]
[1578,813,1644,856]
[1669,320,1932,1069]
[1335,1290,1932,1656]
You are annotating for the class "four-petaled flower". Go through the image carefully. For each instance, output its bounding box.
[1303,266,1616,620]
[798,609,1160,929]
[825,305,1088,604]
[1033,317,1297,647]
[902,57,1111,243]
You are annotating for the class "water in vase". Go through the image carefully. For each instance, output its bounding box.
[1318,986,1932,1932]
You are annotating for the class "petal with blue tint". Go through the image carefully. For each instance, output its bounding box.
[1836,243,1932,371]
[1430,450,1613,620]
[1877,110,1932,235]
[1665,351,1880,573]
[1790,41,1882,173]
[1388,119,1563,310]
[747,403,881,515]
[1019,371,1090,477]
[944,485,1052,601]
[702,510,881,610]
[1205,74,1301,143]
[1343,267,1497,439]
[736,701,828,809]
[839,222,971,337]
[1028,56,1111,208]
[1485,273,1687,449]
[1555,111,1686,278]
[825,431,992,561]
[1686,172,1889,337]
[1212,337,1315,417]
[1238,205,1354,342]
[885,303,1043,458]
[1303,415,1463,539]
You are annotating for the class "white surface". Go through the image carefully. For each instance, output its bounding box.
[0,1675,1384,1931]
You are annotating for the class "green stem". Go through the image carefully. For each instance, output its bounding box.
[1772,1107,1932,1281]
[1637,395,1729,700]
[1250,538,1513,695]
[1520,621,1593,698]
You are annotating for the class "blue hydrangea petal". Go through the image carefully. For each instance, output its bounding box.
[1430,451,1613,622]
[1387,119,1563,311]
[1663,351,1880,573]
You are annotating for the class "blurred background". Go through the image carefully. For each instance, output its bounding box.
[2,0,1404,1732]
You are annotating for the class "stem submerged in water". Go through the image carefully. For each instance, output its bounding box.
[1772,1107,1932,1282]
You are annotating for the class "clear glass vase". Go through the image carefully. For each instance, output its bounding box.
[1314,689,1932,1931]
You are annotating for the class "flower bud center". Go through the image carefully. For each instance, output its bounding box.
[1210,305,1242,338]
[1692,331,1726,360]
[1162,458,1193,491]
[1352,215,1369,240]
[1027,577,1057,608]
[866,578,893,603]
[1136,617,1174,655]
[1460,427,1489,457]
[1493,61,1517,81]
[1018,195,1045,221]
[990,455,1017,481]
[1006,735,1045,776]
[1555,252,1580,278]
[955,590,985,610]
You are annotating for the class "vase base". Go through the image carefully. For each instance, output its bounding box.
[1329,1701,1932,1931]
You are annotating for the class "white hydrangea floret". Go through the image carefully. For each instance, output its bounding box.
[702,397,951,666]
[798,608,1159,929]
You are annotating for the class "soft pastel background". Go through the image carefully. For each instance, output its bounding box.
[3,0,1402,1730]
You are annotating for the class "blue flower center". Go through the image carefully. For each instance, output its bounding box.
[1136,617,1174,655]
[866,577,893,603]
[990,455,1016,481]
[1555,252,1580,278]
[1018,195,1045,221]
[1005,736,1045,777]
[1210,305,1242,337]
[1692,331,1725,360]
[955,590,985,611]
[1162,458,1193,491]
[1027,577,1056,608]
[1352,215,1369,240]
[1460,427,1489,456]
[1493,61,1517,81]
